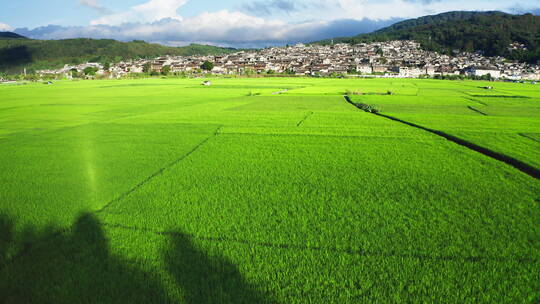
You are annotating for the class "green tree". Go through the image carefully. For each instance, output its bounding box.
[83,67,98,76]
[200,61,214,71]
[285,69,295,75]
[161,65,171,75]
[244,68,255,76]
[23,73,38,81]
[103,62,110,71]
[142,63,151,74]
[70,68,79,78]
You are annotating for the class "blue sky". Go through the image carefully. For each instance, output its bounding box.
[1,0,539,47]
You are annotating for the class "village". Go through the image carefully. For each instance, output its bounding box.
[37,40,540,81]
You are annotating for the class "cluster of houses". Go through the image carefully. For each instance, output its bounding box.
[37,40,540,80]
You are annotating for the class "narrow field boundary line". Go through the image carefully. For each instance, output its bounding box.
[463,96,488,106]
[467,106,488,116]
[344,96,540,180]
[96,128,221,214]
[1,127,221,270]
[219,131,441,141]
[102,222,538,264]
[296,112,313,127]
[518,133,540,144]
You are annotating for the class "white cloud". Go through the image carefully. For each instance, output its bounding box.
[91,0,188,26]
[0,22,13,31]
[79,0,111,15]
[241,0,307,15]
[16,10,398,48]
[307,0,529,21]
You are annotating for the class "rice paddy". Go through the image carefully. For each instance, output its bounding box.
[0,78,539,303]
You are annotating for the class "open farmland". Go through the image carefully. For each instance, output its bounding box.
[0,78,539,303]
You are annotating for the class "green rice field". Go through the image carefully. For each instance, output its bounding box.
[0,78,539,303]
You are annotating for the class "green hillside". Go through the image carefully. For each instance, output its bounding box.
[0,38,237,73]
[0,32,27,39]
[316,11,540,64]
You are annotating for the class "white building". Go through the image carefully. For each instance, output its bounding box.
[469,66,501,78]
[357,64,373,74]
[425,66,436,76]
[398,67,424,78]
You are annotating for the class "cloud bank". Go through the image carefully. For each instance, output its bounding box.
[0,22,13,31]
[91,0,188,26]
[11,0,540,48]
[15,12,399,48]
[241,0,308,15]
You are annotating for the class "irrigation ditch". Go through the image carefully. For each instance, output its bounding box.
[463,96,488,106]
[467,106,488,116]
[344,95,540,180]
[518,133,540,144]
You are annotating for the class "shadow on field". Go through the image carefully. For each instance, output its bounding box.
[164,232,271,304]
[0,213,174,303]
[0,213,272,303]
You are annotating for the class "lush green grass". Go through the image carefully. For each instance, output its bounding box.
[348,79,540,169]
[0,78,539,303]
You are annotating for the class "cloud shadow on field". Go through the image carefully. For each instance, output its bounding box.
[0,213,272,303]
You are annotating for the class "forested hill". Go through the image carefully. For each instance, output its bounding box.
[316,11,540,64]
[0,38,237,73]
[0,32,27,39]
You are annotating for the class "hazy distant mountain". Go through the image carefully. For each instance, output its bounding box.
[316,11,540,64]
[0,32,27,39]
[13,25,65,39]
